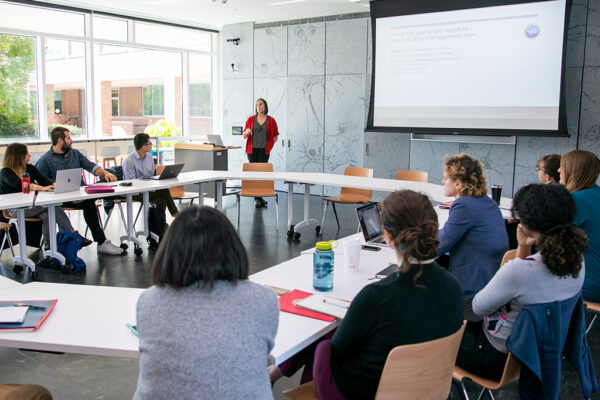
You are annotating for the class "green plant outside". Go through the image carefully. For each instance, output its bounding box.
[144,119,181,148]
[48,124,82,136]
[0,34,37,139]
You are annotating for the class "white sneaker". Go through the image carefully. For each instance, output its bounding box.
[97,240,125,255]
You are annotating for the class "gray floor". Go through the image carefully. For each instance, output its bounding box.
[0,191,598,399]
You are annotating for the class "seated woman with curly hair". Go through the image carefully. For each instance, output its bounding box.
[438,154,509,321]
[456,183,586,379]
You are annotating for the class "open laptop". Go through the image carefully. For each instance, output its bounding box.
[54,168,83,194]
[356,202,388,247]
[144,163,184,180]
[206,134,225,147]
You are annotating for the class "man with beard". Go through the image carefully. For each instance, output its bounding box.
[36,127,125,255]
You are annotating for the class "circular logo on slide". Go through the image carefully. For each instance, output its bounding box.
[524,24,540,39]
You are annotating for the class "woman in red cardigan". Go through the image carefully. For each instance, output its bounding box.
[243,98,279,208]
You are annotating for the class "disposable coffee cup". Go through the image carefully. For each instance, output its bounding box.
[491,184,502,206]
[343,239,362,272]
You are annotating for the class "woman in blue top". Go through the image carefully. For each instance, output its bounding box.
[559,150,600,302]
[438,154,509,321]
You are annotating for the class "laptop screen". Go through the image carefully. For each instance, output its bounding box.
[356,203,383,241]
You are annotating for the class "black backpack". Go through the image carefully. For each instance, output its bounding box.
[147,204,166,250]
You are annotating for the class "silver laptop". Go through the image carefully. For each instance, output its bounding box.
[54,168,83,194]
[206,134,224,146]
[145,163,184,180]
[356,202,388,247]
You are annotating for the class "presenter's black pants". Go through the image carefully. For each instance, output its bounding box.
[247,147,270,163]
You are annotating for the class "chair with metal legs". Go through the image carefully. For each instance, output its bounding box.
[318,166,373,235]
[236,163,279,230]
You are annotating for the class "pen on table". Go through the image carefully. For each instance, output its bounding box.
[126,323,139,337]
[13,302,47,310]
[323,298,350,309]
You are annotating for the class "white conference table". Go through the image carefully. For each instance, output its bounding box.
[0,169,512,273]
[0,234,394,365]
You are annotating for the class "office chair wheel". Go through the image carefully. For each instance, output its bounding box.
[120,243,129,250]
[134,244,143,256]
[315,225,321,235]
[293,232,301,241]
[13,264,23,274]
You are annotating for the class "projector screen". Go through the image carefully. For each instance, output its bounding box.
[368,0,570,136]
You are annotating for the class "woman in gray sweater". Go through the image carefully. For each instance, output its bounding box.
[133,206,279,400]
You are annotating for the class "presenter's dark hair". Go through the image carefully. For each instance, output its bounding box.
[511,184,586,278]
[255,98,268,114]
[538,154,561,182]
[151,206,249,288]
[381,190,439,288]
[134,133,151,150]
[50,126,69,146]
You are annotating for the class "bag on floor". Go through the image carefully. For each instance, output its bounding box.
[147,204,167,250]
[56,231,86,273]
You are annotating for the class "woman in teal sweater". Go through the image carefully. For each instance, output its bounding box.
[560,150,600,302]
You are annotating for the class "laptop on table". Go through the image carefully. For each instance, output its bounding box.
[144,163,184,180]
[356,202,388,247]
[54,168,83,194]
[206,134,225,147]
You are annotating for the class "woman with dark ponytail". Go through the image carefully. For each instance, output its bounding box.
[456,183,586,380]
[269,190,464,400]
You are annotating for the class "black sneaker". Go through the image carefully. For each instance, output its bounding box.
[75,231,93,247]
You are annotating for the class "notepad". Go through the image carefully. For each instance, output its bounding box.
[0,300,57,332]
[0,307,28,324]
[295,295,351,320]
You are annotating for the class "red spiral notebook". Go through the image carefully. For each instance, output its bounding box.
[278,290,336,322]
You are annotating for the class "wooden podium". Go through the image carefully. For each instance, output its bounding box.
[174,143,240,198]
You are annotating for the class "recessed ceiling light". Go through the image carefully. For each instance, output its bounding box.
[270,0,307,5]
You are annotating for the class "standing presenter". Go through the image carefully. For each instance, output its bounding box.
[243,98,279,208]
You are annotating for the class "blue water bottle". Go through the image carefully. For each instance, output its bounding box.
[314,241,335,291]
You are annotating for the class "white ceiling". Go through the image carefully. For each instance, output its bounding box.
[36,0,371,31]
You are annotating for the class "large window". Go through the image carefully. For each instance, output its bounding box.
[0,1,216,141]
[45,38,87,137]
[143,85,164,116]
[189,53,212,135]
[93,44,182,137]
[0,34,38,139]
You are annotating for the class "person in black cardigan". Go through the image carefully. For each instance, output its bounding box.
[0,143,91,250]
[268,190,464,400]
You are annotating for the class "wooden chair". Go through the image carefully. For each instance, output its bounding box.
[395,170,429,182]
[319,167,373,234]
[0,221,16,259]
[98,146,120,169]
[237,163,278,229]
[156,165,199,207]
[284,321,467,400]
[2,210,43,251]
[452,353,521,400]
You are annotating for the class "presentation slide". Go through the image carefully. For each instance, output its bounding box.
[373,0,566,131]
